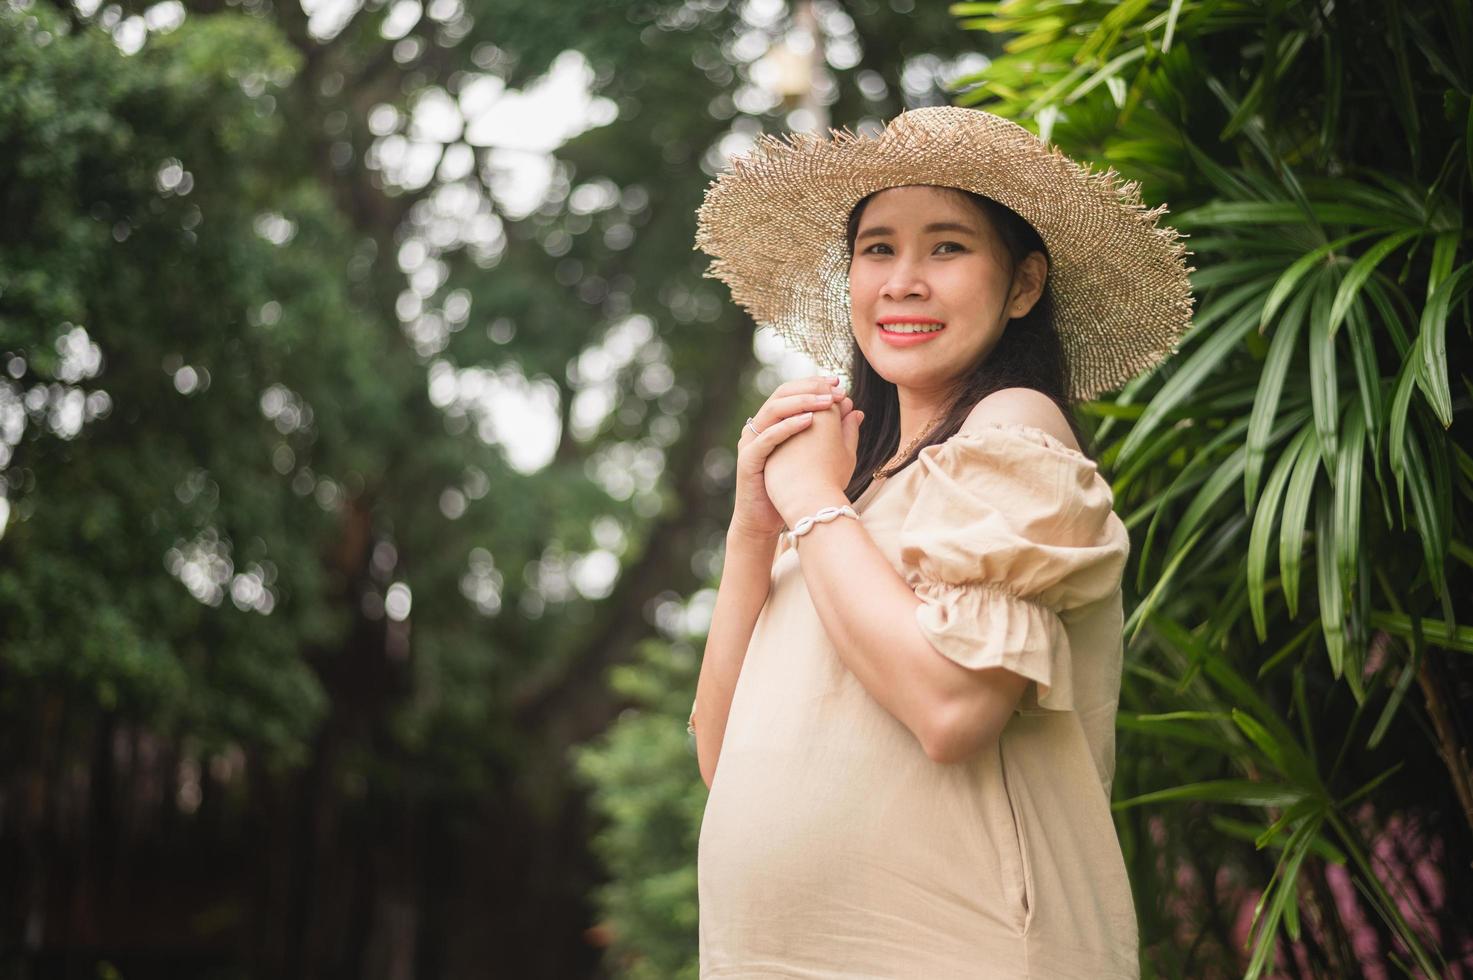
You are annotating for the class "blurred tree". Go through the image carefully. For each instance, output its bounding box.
[947,0,1472,976]
[0,0,994,975]
[0,3,413,972]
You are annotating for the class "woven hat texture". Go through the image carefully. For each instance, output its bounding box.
[693,106,1195,401]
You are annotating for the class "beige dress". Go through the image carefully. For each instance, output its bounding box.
[693,405,1139,978]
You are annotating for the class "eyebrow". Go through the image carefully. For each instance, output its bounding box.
[855,221,981,242]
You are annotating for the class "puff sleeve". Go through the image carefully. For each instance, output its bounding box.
[897,422,1129,712]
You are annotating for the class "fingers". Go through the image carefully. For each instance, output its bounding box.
[738,409,814,465]
[740,376,845,448]
[774,375,843,399]
[769,390,839,422]
[753,385,844,434]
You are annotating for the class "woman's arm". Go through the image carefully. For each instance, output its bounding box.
[786,502,1027,763]
[764,389,1091,763]
[692,529,779,789]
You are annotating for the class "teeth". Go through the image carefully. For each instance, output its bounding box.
[882,323,944,334]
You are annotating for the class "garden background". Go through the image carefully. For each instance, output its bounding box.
[1,0,1469,976]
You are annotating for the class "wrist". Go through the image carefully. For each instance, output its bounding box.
[783,499,859,548]
[726,524,779,553]
[782,487,851,527]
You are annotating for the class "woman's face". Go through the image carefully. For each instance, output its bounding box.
[848,185,1045,394]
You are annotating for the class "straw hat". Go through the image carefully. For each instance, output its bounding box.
[692,106,1195,401]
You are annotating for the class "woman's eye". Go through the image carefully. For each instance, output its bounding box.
[935,241,966,254]
[861,243,892,255]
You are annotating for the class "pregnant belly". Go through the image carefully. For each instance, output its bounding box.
[697,738,1029,947]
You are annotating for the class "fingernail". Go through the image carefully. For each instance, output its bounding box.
[814,393,833,403]
[799,411,813,420]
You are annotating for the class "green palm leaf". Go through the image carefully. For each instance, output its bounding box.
[1113,779,1306,810]
[1342,301,1384,461]
[1249,426,1313,640]
[1308,271,1340,468]
[1401,417,1452,607]
[1258,230,1376,330]
[1117,292,1265,466]
[1332,400,1367,613]
[1417,259,1473,427]
[1245,279,1315,508]
[1315,490,1349,686]
[1244,816,1320,980]
[1278,426,1321,620]
[1327,228,1421,337]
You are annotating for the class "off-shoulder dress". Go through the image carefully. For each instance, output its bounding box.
[692,400,1139,978]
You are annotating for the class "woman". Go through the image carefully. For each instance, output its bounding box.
[686,107,1192,978]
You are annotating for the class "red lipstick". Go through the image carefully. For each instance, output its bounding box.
[877,315,947,346]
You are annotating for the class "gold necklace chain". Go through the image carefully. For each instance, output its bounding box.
[873,413,944,480]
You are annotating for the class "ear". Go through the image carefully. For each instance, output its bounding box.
[1007,251,1049,319]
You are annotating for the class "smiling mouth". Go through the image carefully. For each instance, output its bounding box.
[878,322,946,334]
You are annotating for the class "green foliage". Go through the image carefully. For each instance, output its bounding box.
[953,0,1471,975]
[571,638,704,980]
[2,0,994,968]
[0,2,362,762]
[15,0,1464,968]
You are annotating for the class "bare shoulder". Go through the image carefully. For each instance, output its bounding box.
[963,387,1081,454]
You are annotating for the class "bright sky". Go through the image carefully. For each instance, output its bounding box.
[383,38,825,481]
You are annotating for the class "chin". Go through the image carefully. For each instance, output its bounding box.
[859,336,948,379]
[871,360,942,390]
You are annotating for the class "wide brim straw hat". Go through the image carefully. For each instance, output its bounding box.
[692,106,1195,402]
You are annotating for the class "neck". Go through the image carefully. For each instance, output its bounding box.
[895,386,950,449]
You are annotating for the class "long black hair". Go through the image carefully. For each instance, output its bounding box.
[841,186,1090,503]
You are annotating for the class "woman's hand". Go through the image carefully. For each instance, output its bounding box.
[730,376,857,541]
[764,390,864,529]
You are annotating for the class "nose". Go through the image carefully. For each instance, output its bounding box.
[879,255,928,302]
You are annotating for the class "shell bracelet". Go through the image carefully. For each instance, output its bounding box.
[783,505,859,547]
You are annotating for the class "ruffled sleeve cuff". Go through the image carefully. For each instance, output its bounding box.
[912,579,1075,711]
[898,418,1129,714]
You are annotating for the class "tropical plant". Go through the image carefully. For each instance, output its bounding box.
[950,0,1471,975]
